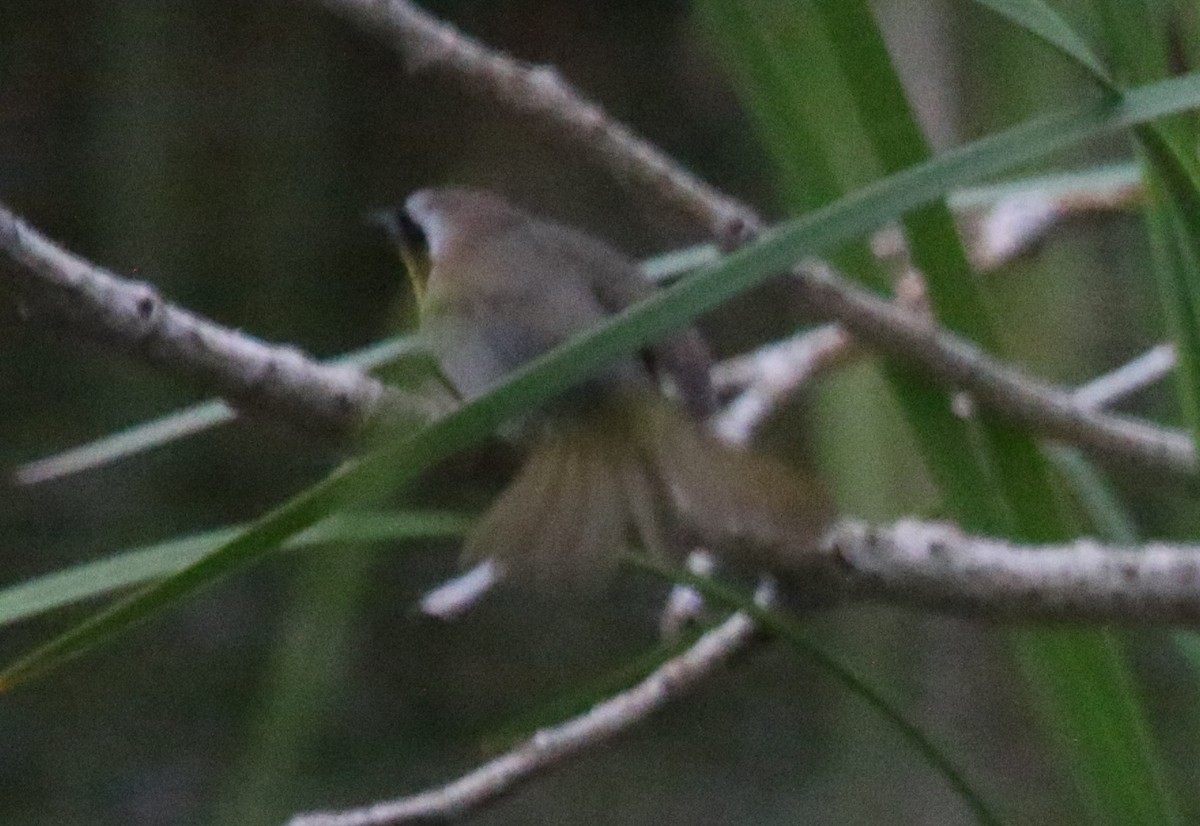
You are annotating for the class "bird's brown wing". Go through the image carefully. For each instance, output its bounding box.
[527,218,718,419]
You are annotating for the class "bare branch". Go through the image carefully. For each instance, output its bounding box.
[0,203,445,447]
[287,583,770,826]
[813,519,1200,624]
[713,172,1153,432]
[309,0,756,245]
[296,506,1200,825]
[712,323,851,444]
[715,326,1182,480]
[790,261,1194,476]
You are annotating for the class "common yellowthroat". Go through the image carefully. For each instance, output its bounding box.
[375,187,831,589]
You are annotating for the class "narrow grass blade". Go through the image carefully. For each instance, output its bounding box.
[970,0,1114,87]
[695,0,1012,531]
[10,335,425,486]
[0,510,469,627]
[702,3,1182,823]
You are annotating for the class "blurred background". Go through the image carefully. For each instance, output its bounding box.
[2,1,1197,824]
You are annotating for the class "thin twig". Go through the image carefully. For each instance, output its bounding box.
[960,167,1143,270]
[287,582,771,826]
[418,559,502,620]
[714,330,1181,475]
[871,165,1144,270]
[1073,343,1176,411]
[712,323,851,444]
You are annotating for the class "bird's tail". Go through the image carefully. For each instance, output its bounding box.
[461,394,833,589]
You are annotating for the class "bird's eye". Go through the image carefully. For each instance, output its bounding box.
[396,209,429,254]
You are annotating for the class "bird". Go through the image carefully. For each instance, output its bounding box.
[373,187,832,591]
